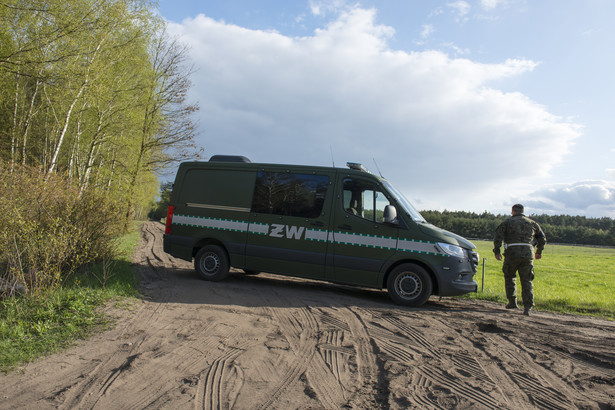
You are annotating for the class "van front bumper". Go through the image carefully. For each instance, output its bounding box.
[435,256,478,296]
[450,276,478,294]
[438,274,478,296]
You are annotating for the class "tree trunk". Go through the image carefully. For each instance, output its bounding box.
[21,79,39,166]
[46,81,86,176]
[10,73,20,173]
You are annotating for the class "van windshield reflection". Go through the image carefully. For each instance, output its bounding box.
[382,181,426,223]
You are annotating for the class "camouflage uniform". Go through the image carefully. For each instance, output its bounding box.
[493,214,546,310]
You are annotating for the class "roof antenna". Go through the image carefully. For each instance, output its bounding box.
[330,145,335,167]
[373,158,384,178]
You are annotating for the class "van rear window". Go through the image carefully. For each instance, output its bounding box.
[252,172,328,218]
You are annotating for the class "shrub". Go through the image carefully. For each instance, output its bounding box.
[0,163,124,296]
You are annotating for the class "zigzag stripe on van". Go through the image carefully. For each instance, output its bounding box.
[172,214,444,256]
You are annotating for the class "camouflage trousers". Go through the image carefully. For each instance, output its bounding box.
[502,256,534,308]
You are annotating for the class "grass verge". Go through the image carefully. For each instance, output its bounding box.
[0,223,142,373]
[465,240,615,320]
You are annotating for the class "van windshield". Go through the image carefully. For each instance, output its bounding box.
[381,181,426,223]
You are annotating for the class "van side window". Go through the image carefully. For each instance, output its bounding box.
[252,172,329,218]
[179,169,256,208]
[343,178,391,223]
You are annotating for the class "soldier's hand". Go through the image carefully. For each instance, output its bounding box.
[535,253,542,260]
[495,254,502,261]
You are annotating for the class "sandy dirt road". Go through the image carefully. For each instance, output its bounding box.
[1,221,614,409]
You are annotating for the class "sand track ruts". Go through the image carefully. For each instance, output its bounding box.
[1,221,614,409]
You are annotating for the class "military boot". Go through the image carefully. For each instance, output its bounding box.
[505,298,518,309]
[523,307,532,316]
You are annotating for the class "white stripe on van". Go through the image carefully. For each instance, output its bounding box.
[173,214,249,232]
[398,238,442,256]
[173,214,446,257]
[331,231,397,250]
[305,228,328,242]
[248,222,269,235]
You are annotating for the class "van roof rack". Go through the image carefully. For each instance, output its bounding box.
[209,155,251,163]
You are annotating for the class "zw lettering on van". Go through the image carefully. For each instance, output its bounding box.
[172,214,444,256]
[269,224,305,239]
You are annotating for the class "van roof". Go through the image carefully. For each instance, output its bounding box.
[209,155,251,163]
[185,157,376,175]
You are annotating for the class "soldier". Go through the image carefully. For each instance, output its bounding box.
[493,204,546,316]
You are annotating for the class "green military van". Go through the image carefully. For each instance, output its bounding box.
[163,155,478,306]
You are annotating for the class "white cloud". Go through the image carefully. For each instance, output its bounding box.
[440,41,470,55]
[480,0,506,11]
[167,6,584,215]
[428,6,445,18]
[309,0,349,16]
[447,1,471,21]
[420,24,434,40]
[524,181,615,217]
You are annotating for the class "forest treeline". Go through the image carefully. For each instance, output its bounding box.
[422,210,615,247]
[1,0,201,295]
[1,0,200,221]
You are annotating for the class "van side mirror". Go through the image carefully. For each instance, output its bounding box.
[383,205,398,225]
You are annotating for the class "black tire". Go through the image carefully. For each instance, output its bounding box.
[242,269,260,275]
[386,263,433,307]
[194,245,229,281]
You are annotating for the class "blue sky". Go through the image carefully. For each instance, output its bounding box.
[157,0,614,217]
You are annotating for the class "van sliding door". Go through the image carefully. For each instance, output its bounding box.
[246,170,334,280]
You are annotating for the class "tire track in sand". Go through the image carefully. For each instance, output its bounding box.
[317,329,354,392]
[253,301,347,410]
[193,344,247,410]
[56,223,177,409]
[363,309,503,409]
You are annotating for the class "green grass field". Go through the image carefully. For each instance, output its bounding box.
[465,240,615,319]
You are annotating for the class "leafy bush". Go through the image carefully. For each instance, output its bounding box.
[0,163,124,296]
[0,222,141,372]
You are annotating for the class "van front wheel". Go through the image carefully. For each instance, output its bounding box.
[194,245,229,281]
[387,264,432,307]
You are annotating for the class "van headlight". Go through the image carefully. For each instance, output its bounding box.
[438,243,465,258]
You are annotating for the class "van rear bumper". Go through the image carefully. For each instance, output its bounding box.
[163,234,197,261]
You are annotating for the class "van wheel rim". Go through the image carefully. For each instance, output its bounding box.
[395,273,421,299]
[201,253,220,274]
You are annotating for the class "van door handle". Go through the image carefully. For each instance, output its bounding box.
[310,221,324,227]
[337,224,352,231]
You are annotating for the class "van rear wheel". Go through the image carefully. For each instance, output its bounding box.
[387,264,432,307]
[194,245,229,281]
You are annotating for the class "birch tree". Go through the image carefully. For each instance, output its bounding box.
[122,29,201,227]
[1,0,202,222]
